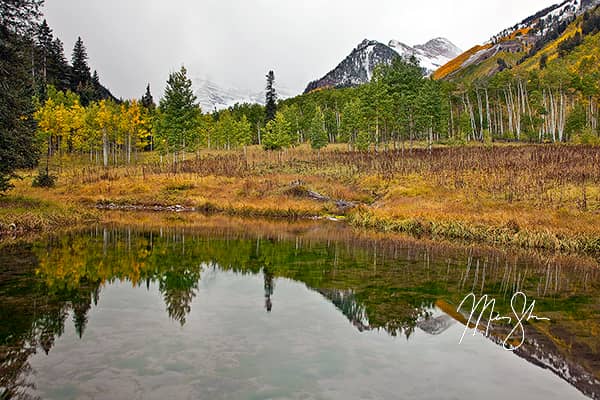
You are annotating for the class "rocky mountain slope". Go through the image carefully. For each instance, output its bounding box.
[434,0,600,80]
[389,37,462,73]
[304,37,461,94]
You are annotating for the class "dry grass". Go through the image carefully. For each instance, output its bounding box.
[7,143,600,253]
[0,194,99,237]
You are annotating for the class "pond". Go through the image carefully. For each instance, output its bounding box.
[1,217,599,400]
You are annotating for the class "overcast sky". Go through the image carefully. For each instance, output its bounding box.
[43,0,558,100]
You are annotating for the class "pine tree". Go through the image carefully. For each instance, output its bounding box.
[141,84,155,110]
[539,54,548,69]
[139,84,156,151]
[36,19,52,91]
[309,106,328,151]
[158,66,200,162]
[0,0,42,191]
[88,69,100,98]
[265,70,277,123]
[47,38,70,91]
[91,70,99,87]
[71,36,91,91]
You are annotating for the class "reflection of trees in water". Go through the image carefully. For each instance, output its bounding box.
[2,225,600,399]
[0,244,99,400]
[1,290,97,400]
[72,285,98,338]
[264,267,274,312]
[30,227,600,346]
[159,268,201,326]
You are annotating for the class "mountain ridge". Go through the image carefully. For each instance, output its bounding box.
[304,37,461,94]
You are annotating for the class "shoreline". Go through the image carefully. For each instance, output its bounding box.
[3,144,600,258]
[3,196,600,260]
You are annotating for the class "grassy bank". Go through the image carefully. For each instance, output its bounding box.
[5,143,600,254]
[347,208,600,254]
[0,195,99,236]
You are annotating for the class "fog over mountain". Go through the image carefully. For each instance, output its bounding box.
[43,0,559,100]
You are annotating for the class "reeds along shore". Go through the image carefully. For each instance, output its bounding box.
[3,143,600,254]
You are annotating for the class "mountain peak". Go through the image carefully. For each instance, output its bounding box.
[388,37,462,74]
[357,39,379,50]
[388,40,412,52]
[416,37,463,58]
[304,39,397,93]
[304,36,461,93]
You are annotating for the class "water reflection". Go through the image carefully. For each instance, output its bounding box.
[0,220,599,399]
[264,267,274,313]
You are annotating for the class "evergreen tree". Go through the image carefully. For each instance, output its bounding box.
[36,19,52,91]
[0,0,42,191]
[141,84,155,110]
[539,54,548,69]
[415,78,443,144]
[378,58,422,144]
[77,81,96,106]
[360,71,392,149]
[309,106,328,151]
[265,70,277,123]
[71,36,91,91]
[88,69,101,99]
[91,70,100,87]
[140,84,156,152]
[158,66,200,161]
[47,37,70,91]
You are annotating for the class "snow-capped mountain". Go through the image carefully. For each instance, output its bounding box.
[304,39,399,94]
[490,0,592,42]
[194,78,292,112]
[389,37,462,74]
[304,37,461,94]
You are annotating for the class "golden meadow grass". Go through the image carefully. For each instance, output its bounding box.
[5,143,600,254]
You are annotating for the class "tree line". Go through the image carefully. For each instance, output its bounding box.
[0,0,116,190]
[33,44,600,171]
[3,0,600,191]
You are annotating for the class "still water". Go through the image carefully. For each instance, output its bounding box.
[1,217,599,399]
